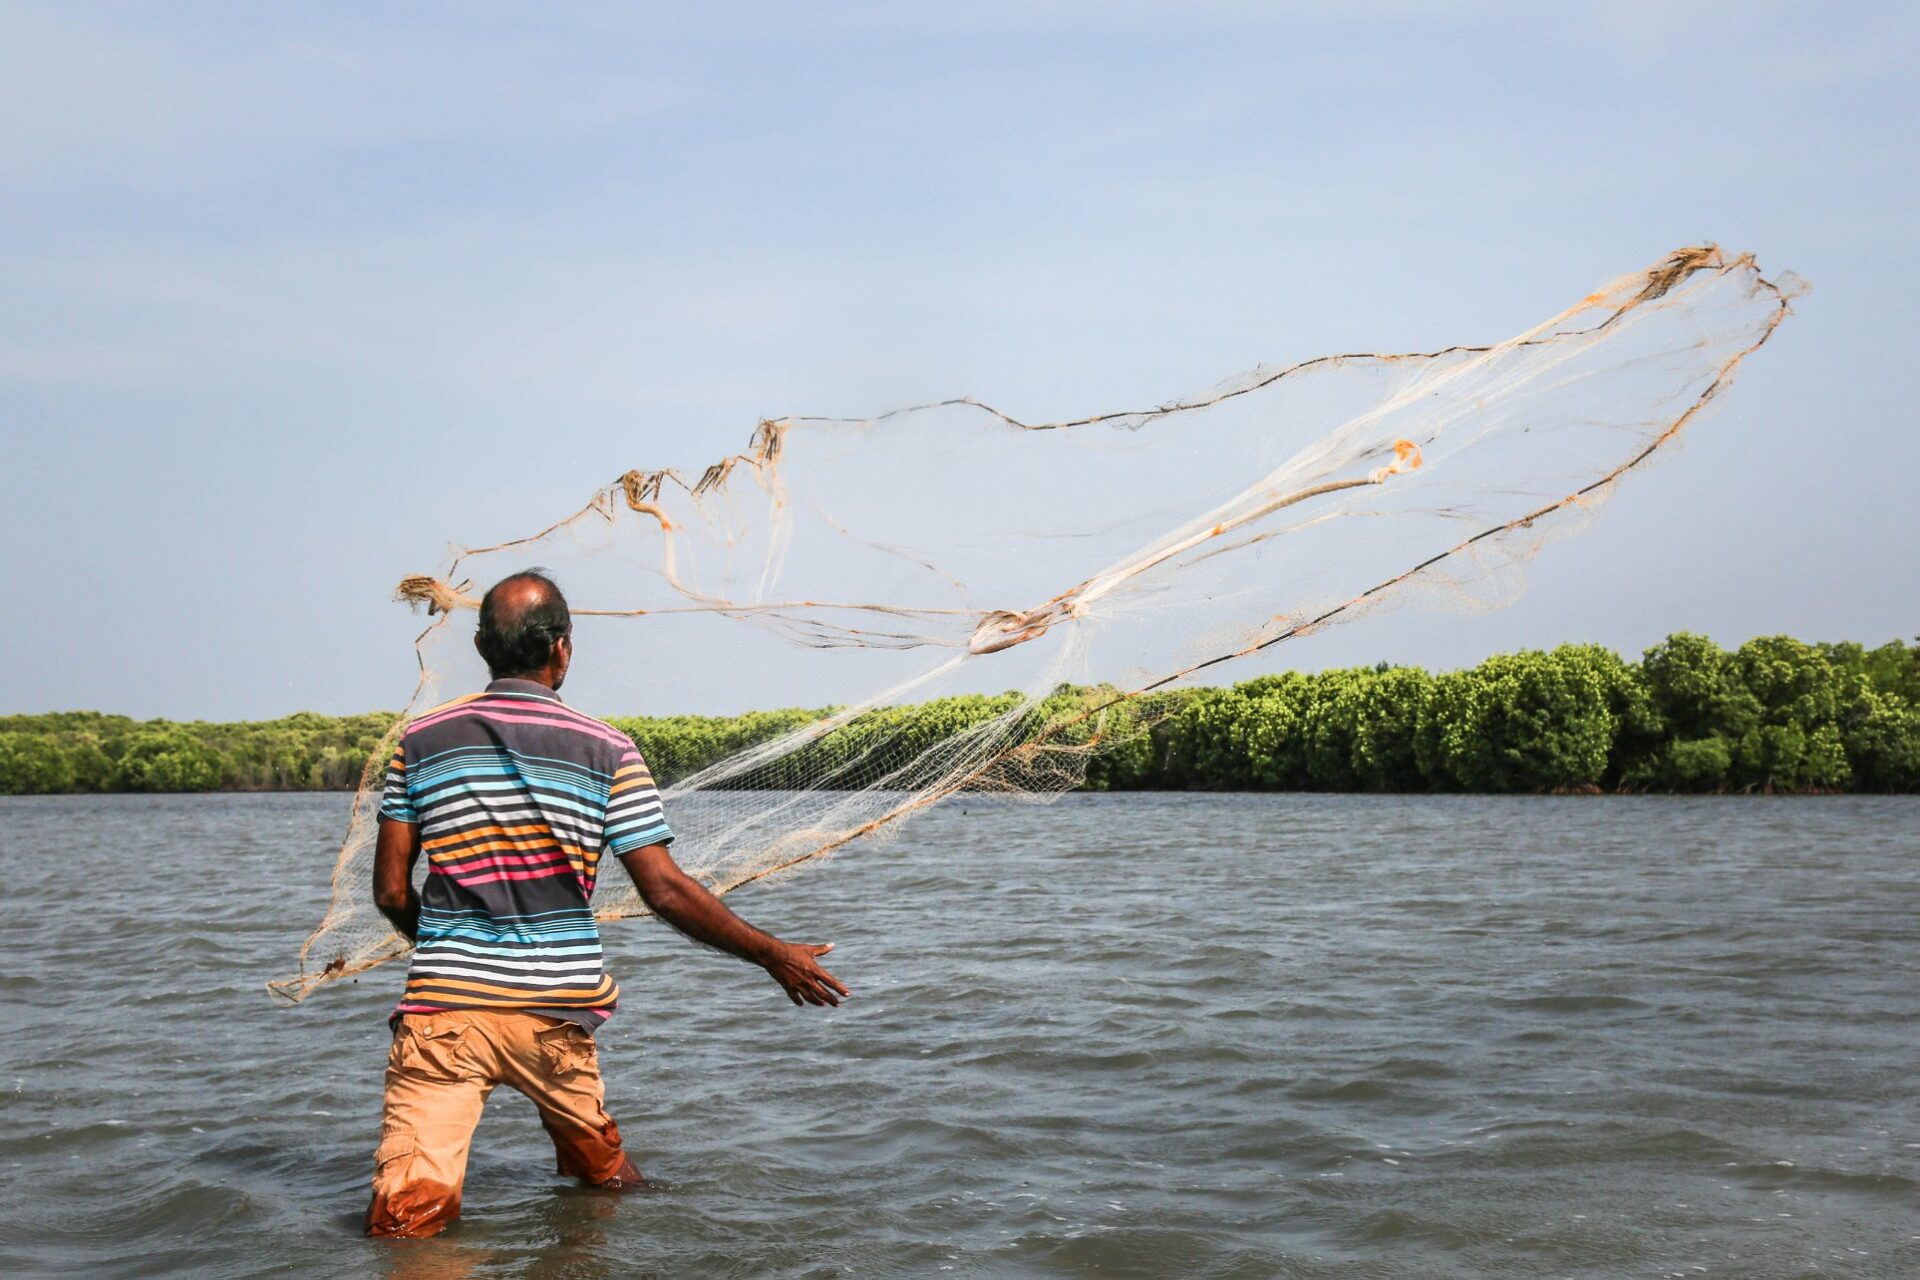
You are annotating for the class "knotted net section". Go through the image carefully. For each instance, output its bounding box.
[270,246,1798,1003]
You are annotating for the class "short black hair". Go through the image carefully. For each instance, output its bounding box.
[475,569,572,679]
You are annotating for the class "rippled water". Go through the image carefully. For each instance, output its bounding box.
[2,793,1917,1278]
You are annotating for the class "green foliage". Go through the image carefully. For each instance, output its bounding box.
[3,634,1917,796]
[1159,685,1265,789]
[614,693,1034,791]
[113,729,224,793]
[1624,632,1920,792]
[0,709,393,795]
[1153,635,1914,795]
[608,708,828,788]
[1301,666,1432,791]
[1840,687,1920,791]
[1414,646,1628,792]
[1078,688,1196,791]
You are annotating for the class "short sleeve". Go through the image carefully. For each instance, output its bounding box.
[604,745,673,854]
[379,741,418,823]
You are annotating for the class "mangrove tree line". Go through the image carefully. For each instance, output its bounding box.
[3,634,1915,796]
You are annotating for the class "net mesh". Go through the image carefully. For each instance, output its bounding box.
[269,245,1798,1003]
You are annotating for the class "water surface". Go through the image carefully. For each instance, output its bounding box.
[2,793,1916,1278]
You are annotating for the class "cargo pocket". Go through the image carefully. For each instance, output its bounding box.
[370,1132,416,1188]
[537,1022,598,1078]
[393,1019,471,1083]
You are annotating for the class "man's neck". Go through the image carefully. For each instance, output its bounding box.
[488,674,562,697]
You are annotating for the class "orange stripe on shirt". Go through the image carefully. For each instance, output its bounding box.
[424,821,583,851]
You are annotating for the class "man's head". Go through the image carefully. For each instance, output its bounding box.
[474,569,573,688]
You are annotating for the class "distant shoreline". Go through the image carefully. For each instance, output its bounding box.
[4,633,1915,797]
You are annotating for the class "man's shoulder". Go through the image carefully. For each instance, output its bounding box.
[560,704,641,756]
[398,692,490,738]
[495,695,637,758]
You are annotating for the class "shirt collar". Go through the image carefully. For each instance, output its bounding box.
[485,677,564,703]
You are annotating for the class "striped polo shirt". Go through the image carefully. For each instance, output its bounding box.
[379,677,673,1029]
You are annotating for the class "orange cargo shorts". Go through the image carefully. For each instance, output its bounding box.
[364,1009,643,1238]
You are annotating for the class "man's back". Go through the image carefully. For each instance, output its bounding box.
[382,676,672,1027]
[365,570,842,1239]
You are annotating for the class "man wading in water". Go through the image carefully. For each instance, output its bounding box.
[365,569,847,1238]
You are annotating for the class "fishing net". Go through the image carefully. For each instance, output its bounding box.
[269,245,1797,1003]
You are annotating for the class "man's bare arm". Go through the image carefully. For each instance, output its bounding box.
[618,843,849,1007]
[373,815,423,944]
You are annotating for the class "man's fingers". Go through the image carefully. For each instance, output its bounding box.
[799,949,850,998]
[799,965,848,1001]
[788,970,838,1007]
[810,964,845,1002]
[771,944,847,1007]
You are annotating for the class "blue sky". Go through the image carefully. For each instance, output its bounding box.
[3,1,1915,720]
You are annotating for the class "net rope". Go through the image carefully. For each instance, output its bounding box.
[270,245,1798,1004]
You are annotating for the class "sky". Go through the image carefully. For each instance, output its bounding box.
[2,1,1915,721]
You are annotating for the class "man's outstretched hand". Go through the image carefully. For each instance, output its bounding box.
[764,941,849,1007]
